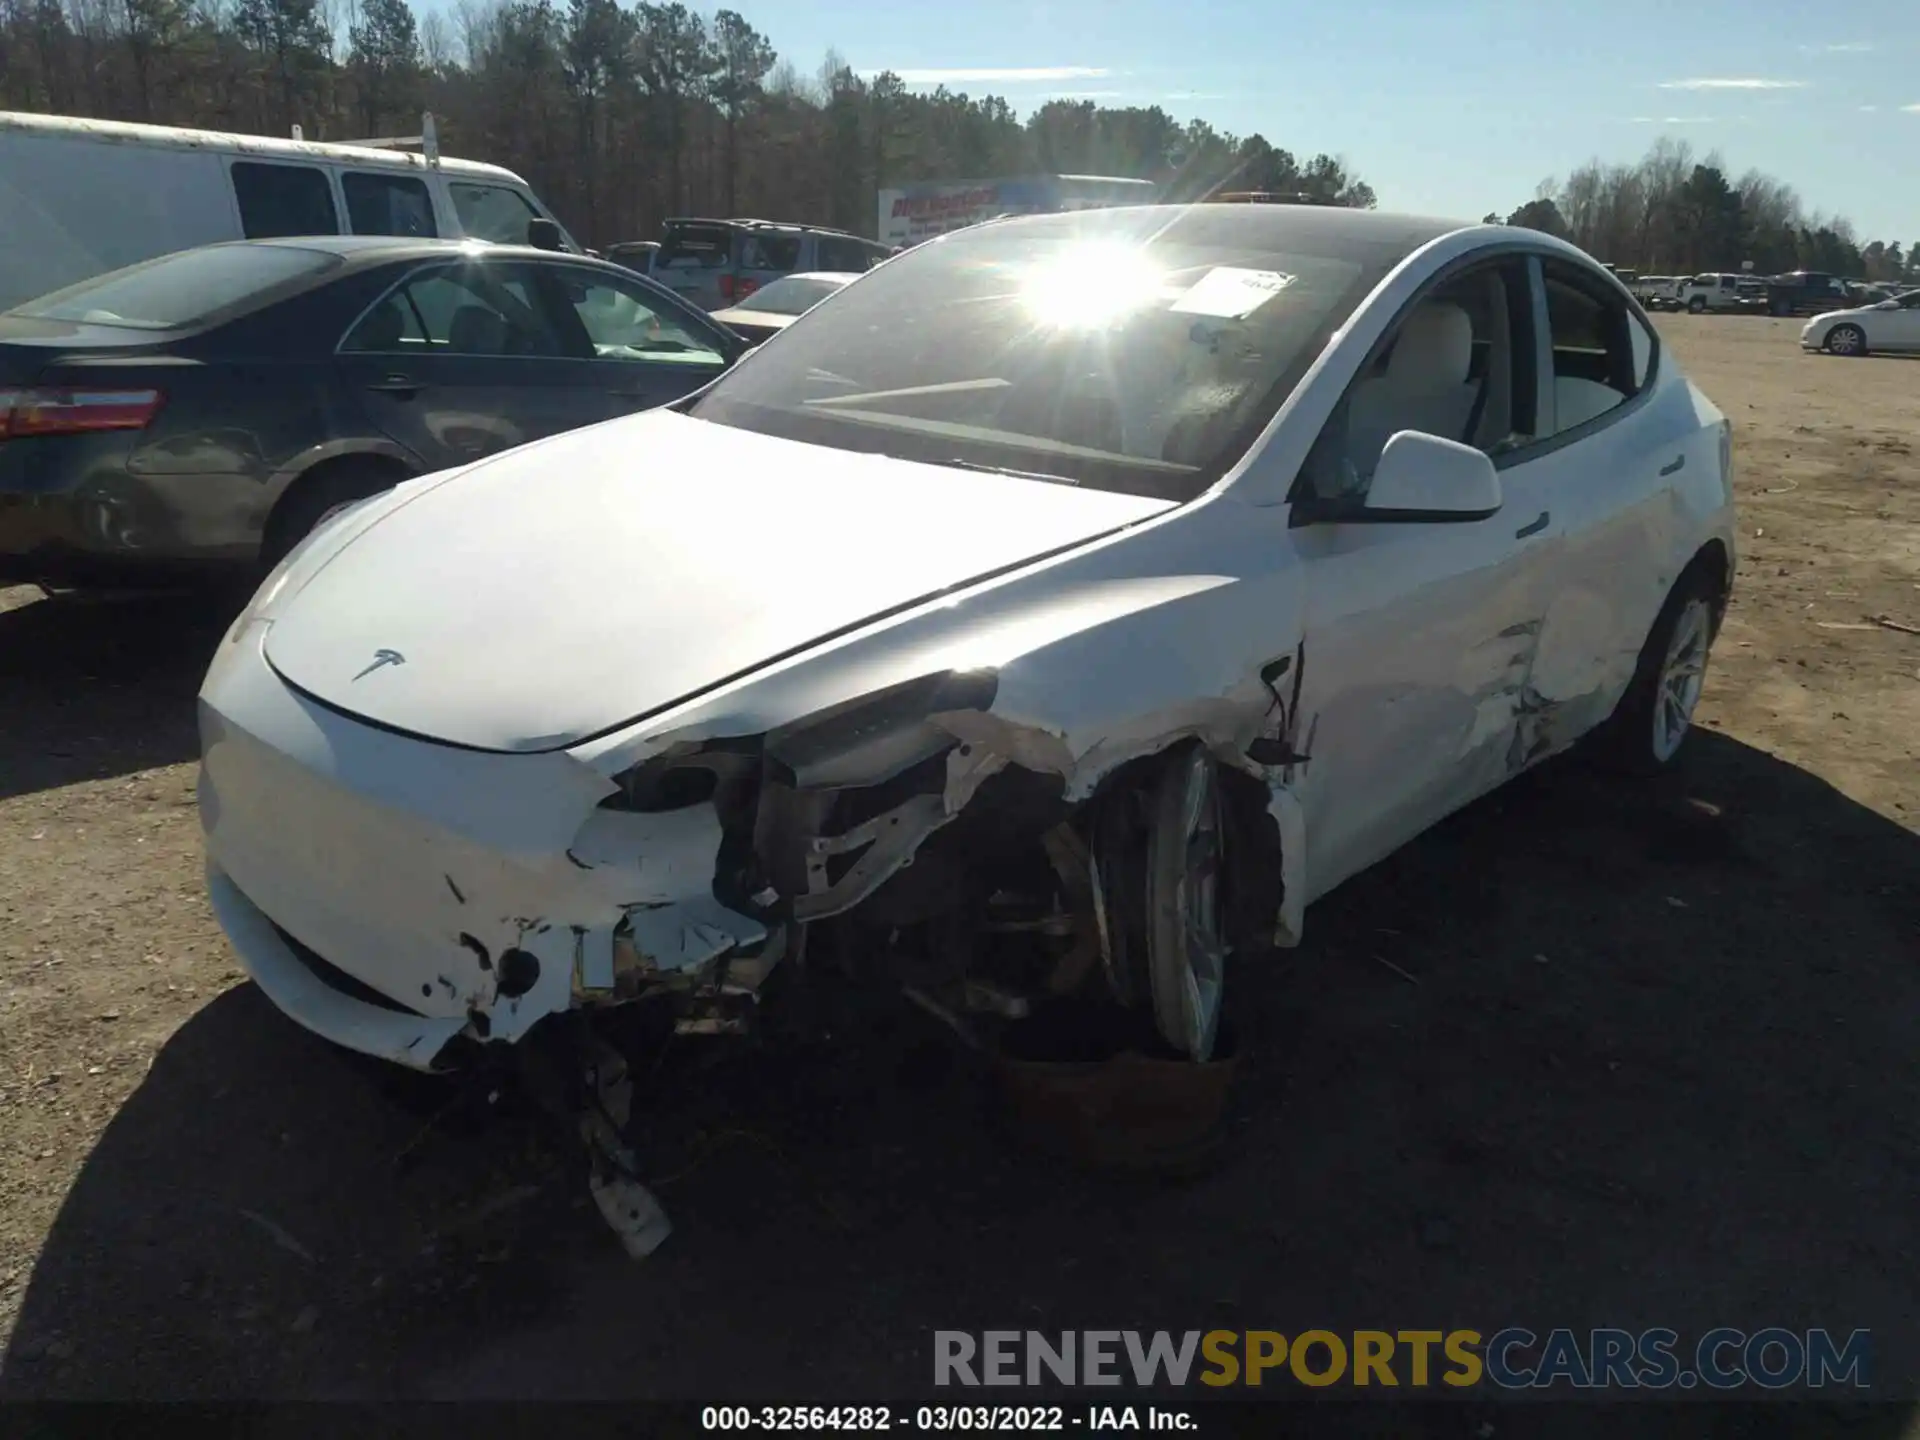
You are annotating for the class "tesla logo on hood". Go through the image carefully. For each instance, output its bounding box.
[352,648,407,681]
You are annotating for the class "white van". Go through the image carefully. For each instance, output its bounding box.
[0,110,577,312]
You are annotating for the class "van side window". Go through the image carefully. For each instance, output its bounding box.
[343,172,438,237]
[740,234,802,272]
[813,237,867,272]
[231,162,339,239]
[448,182,540,244]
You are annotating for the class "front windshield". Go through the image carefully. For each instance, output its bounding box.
[734,275,849,316]
[689,209,1396,501]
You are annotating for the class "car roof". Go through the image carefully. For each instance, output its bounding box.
[952,204,1469,262]
[768,271,861,284]
[210,236,620,269]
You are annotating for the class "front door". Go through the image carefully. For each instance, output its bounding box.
[533,264,737,420]
[1876,291,1920,351]
[336,259,608,470]
[1286,255,1562,901]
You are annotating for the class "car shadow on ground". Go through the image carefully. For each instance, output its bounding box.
[0,588,228,801]
[4,730,1918,1427]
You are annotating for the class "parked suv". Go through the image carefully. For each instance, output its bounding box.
[651,218,893,311]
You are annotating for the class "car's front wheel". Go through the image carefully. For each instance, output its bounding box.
[1593,568,1719,775]
[261,459,411,570]
[1143,744,1228,1062]
[1092,743,1229,1062]
[1825,323,1867,357]
[1687,295,1708,314]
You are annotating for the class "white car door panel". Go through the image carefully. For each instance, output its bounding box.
[1874,298,1920,351]
[1290,506,1554,901]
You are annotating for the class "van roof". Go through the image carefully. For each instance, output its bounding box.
[0,110,529,184]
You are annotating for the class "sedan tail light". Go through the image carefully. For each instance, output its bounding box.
[0,387,166,439]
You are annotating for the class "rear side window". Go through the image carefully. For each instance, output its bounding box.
[343,172,438,237]
[448,182,540,244]
[814,237,868,272]
[1542,262,1643,438]
[231,162,339,239]
[658,223,735,269]
[740,233,802,272]
[13,244,338,329]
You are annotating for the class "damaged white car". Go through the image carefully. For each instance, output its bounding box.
[199,204,1735,1098]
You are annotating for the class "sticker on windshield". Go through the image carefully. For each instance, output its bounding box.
[1170,267,1295,319]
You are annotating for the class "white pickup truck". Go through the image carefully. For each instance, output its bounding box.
[1675,272,1765,314]
[1631,275,1685,311]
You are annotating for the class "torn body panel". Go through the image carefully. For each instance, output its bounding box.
[199,627,768,1070]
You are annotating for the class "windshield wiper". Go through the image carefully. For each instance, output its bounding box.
[938,458,1080,486]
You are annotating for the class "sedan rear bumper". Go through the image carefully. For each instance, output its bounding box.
[0,442,273,582]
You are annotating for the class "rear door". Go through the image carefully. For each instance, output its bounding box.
[1872,290,1920,351]
[735,229,804,301]
[335,258,607,469]
[654,222,738,311]
[1511,256,1698,738]
[535,263,738,418]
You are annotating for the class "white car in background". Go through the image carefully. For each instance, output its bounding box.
[1799,288,1920,356]
[708,271,859,346]
[198,206,1738,1087]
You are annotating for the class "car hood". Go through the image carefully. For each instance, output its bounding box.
[263,410,1176,753]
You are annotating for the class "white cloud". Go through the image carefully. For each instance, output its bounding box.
[1904,102,1920,113]
[1657,77,1808,90]
[1040,89,1126,100]
[872,65,1112,84]
[1859,104,1880,112]
[1630,115,1716,124]
[1799,41,1874,53]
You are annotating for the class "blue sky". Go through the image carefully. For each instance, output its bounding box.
[723,0,1917,244]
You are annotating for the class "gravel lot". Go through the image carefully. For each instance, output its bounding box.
[2,315,1916,1418]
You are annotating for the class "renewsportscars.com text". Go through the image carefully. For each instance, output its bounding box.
[933,1329,1871,1390]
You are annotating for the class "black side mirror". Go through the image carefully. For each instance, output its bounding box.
[526,218,564,252]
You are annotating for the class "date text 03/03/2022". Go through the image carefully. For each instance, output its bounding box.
[701,1406,1195,1432]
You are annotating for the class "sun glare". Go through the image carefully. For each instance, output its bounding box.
[1020,242,1166,329]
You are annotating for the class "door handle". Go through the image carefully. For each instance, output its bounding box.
[1514,510,1550,539]
[365,374,420,396]
[1659,454,1686,476]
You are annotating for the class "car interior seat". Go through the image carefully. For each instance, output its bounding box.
[1344,301,1480,476]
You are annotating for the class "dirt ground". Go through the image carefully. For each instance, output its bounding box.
[1,315,1916,1418]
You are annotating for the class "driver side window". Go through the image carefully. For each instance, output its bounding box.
[559,271,729,367]
[1297,257,1534,502]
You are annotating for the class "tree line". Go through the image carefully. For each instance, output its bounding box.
[1490,138,1915,284]
[0,0,1375,246]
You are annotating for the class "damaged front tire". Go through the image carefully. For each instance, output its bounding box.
[1146,745,1228,1063]
[1092,744,1229,1063]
